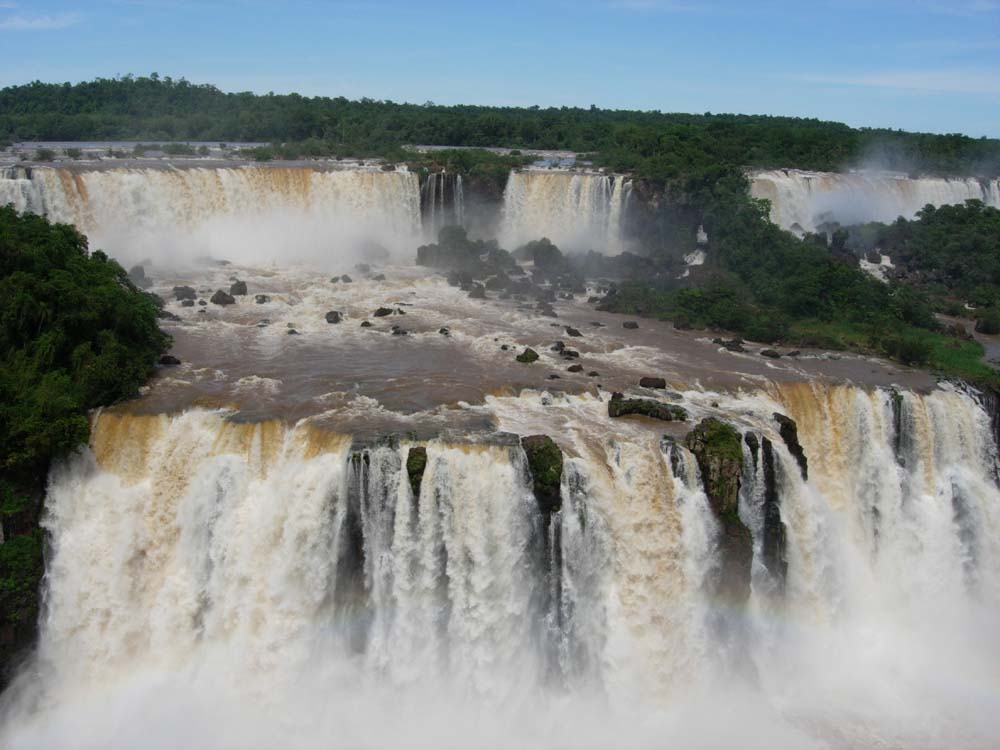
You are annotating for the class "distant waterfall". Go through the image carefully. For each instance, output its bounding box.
[499,170,633,253]
[751,168,1000,233]
[0,165,423,263]
[3,380,998,747]
[419,171,465,239]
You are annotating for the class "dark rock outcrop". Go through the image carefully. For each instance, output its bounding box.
[230,280,247,296]
[516,347,539,363]
[567,364,583,373]
[760,349,781,359]
[622,321,639,330]
[685,418,752,603]
[745,433,788,587]
[639,377,667,389]
[608,392,687,421]
[564,326,582,337]
[128,264,152,289]
[172,285,197,301]
[159,354,181,365]
[773,413,808,479]
[373,307,394,317]
[406,447,427,497]
[211,290,235,306]
[521,435,564,514]
[255,294,270,304]
[325,311,343,324]
[181,299,194,307]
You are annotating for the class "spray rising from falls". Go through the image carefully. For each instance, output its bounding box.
[4,382,1000,748]
[0,165,423,265]
[751,169,1000,234]
[500,170,632,253]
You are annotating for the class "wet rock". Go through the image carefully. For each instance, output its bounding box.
[360,321,373,328]
[760,349,781,359]
[406,447,427,497]
[373,307,394,317]
[354,263,371,275]
[230,280,247,296]
[468,284,486,299]
[564,326,582,337]
[255,294,270,304]
[287,328,300,335]
[181,299,194,307]
[391,326,408,336]
[567,364,584,373]
[485,274,508,291]
[785,350,800,357]
[158,310,181,321]
[325,311,343,324]
[623,321,639,329]
[551,341,565,352]
[639,377,667,389]
[173,285,197,301]
[714,337,747,353]
[521,435,564,514]
[685,418,752,603]
[330,276,339,284]
[559,349,580,359]
[198,299,207,306]
[210,290,235,306]
[773,413,808,479]
[439,327,450,336]
[746,433,788,587]
[536,302,558,318]
[608,392,687,421]
[340,274,353,283]
[128,264,152,289]
[257,319,270,327]
[587,371,600,377]
[158,354,181,366]
[516,347,540,363]
[589,321,605,327]
[372,274,386,281]
[501,344,509,351]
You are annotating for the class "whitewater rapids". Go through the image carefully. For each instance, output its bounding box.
[1,382,999,749]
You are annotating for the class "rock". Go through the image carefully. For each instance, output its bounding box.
[230,280,247,296]
[373,307,394,317]
[128,264,152,289]
[325,311,343,324]
[501,344,509,351]
[372,274,386,281]
[439,327,450,336]
[516,347,539,363]
[589,321,605,327]
[547,374,561,380]
[673,319,693,331]
[567,364,584,373]
[785,350,800,357]
[159,354,181,366]
[551,341,565,352]
[773,413,808,479]
[406,447,427,497]
[257,319,270,327]
[211,290,236,306]
[745,433,788,587]
[158,310,181,321]
[354,263,371,274]
[639,377,667,389]
[608,392,687,421]
[521,435,564,514]
[181,299,194,307]
[468,284,486,299]
[360,321,373,328]
[760,349,781,359]
[565,326,582,337]
[287,328,300,335]
[622,321,639,329]
[559,349,580,359]
[255,294,270,304]
[198,299,207,306]
[391,326,408,336]
[173,285,197,301]
[587,371,600,377]
[685,418,752,603]
[341,274,353,283]
[330,277,339,284]
[536,302,557,317]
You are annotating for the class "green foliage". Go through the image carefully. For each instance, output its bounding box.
[33,148,54,162]
[689,417,743,464]
[64,147,82,159]
[0,205,170,478]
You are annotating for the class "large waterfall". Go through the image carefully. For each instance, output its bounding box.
[500,170,632,253]
[0,165,423,264]
[3,382,999,748]
[751,168,1000,233]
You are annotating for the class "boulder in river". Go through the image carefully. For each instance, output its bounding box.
[173,285,197,301]
[516,347,539,363]
[210,290,236,306]
[230,280,247,296]
[608,392,687,421]
[639,377,667,389]
[128,264,152,289]
[325,311,343,324]
[623,321,639,330]
[158,354,181,366]
[521,435,564,514]
[255,294,270,304]
[373,307,394,317]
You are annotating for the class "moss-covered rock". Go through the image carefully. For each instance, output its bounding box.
[406,446,427,497]
[521,435,563,514]
[608,392,687,421]
[516,347,539,363]
[772,412,808,479]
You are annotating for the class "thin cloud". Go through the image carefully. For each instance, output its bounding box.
[793,69,1000,96]
[0,13,81,30]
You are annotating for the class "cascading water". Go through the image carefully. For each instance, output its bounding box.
[499,170,633,253]
[0,165,423,265]
[420,171,465,239]
[3,380,999,748]
[751,168,1000,234]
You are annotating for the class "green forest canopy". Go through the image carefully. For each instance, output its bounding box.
[2,74,999,180]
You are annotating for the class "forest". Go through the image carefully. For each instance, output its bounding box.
[3,74,1000,180]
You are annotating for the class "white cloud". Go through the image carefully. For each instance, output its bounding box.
[793,69,1000,96]
[0,13,81,31]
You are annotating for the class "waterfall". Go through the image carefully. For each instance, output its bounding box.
[419,171,465,240]
[0,165,423,264]
[3,380,998,747]
[499,170,633,253]
[750,169,1000,234]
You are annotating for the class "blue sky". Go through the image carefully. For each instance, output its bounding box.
[1,0,999,137]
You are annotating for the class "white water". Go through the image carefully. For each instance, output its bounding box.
[751,168,1000,234]
[0,165,423,266]
[2,382,999,748]
[421,171,465,240]
[500,170,633,253]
